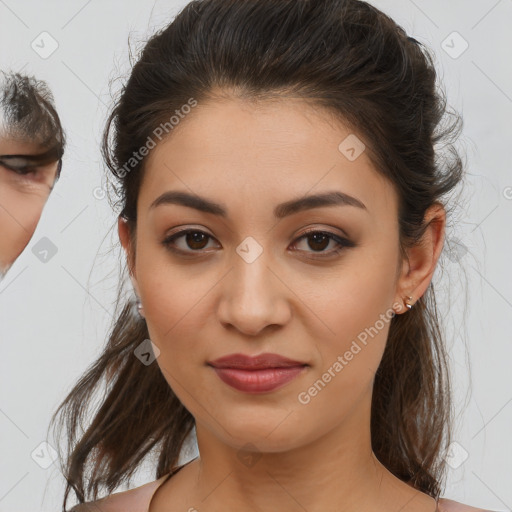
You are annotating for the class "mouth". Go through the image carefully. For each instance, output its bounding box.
[209,366,308,393]
[207,353,309,393]
[207,352,308,370]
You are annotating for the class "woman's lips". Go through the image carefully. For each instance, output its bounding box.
[210,365,308,393]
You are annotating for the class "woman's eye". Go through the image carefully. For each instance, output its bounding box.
[162,228,354,259]
[292,230,354,257]
[163,229,218,254]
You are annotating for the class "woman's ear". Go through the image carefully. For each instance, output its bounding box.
[394,203,446,311]
[118,216,140,295]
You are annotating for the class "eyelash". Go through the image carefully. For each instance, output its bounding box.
[162,227,355,260]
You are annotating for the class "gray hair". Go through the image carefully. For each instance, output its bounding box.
[0,70,65,156]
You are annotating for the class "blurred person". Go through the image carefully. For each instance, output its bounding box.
[0,71,64,279]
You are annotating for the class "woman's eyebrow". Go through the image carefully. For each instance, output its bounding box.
[149,190,368,218]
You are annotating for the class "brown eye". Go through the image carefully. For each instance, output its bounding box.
[183,231,210,250]
[162,229,217,254]
[303,232,331,251]
[291,229,354,258]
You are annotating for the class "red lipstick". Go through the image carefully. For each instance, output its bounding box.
[207,353,308,393]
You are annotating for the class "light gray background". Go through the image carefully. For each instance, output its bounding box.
[0,1,511,511]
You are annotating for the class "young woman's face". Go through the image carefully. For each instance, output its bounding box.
[123,98,409,452]
[0,136,59,275]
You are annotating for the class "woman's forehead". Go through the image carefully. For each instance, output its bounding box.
[142,98,374,183]
[131,98,398,224]
[139,141,396,224]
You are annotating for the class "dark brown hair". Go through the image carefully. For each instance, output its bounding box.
[49,0,465,509]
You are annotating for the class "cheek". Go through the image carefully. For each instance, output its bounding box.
[0,185,47,226]
[302,236,399,388]
[136,242,217,364]
[139,269,211,408]
[138,268,220,427]
[0,189,46,263]
[139,258,212,326]
[293,277,396,437]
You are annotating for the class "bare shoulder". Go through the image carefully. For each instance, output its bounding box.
[68,477,166,512]
[68,490,138,512]
[438,497,499,512]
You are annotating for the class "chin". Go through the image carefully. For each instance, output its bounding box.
[209,414,309,453]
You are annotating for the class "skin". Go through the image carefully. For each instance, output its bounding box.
[0,135,59,276]
[118,96,445,512]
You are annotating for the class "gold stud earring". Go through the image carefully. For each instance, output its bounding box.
[404,296,414,310]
